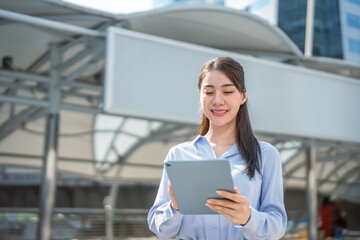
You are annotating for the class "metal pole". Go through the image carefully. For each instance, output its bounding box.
[37,43,62,240]
[0,9,105,37]
[306,145,318,240]
[38,113,59,240]
[104,196,114,240]
[305,0,316,57]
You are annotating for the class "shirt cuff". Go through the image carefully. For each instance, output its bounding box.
[161,201,183,223]
[234,206,261,231]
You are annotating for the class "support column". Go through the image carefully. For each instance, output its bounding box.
[104,195,114,240]
[306,145,318,240]
[37,43,62,240]
[305,0,316,57]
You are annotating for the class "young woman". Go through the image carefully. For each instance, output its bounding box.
[147,57,287,239]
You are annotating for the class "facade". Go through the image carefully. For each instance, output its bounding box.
[247,0,360,64]
[339,0,360,63]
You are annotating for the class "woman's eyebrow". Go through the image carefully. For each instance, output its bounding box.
[221,84,235,87]
[203,84,235,88]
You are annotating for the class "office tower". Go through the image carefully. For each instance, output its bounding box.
[247,0,360,63]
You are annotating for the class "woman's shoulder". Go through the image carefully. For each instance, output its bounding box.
[169,141,194,152]
[166,138,197,158]
[258,140,280,159]
[258,140,278,152]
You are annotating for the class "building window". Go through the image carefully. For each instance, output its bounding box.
[348,38,360,54]
[347,0,360,5]
[346,13,360,29]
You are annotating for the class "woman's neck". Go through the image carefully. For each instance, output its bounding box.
[205,125,236,147]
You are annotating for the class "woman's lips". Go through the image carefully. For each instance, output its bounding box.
[211,109,228,116]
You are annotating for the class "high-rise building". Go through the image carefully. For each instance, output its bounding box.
[247,0,360,64]
[339,0,360,63]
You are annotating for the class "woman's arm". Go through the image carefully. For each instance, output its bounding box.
[147,166,184,239]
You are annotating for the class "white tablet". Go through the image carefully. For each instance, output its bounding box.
[165,159,234,215]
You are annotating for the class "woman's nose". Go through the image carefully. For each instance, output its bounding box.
[213,93,224,105]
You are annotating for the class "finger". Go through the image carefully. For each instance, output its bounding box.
[216,190,243,203]
[219,210,239,224]
[168,181,174,197]
[206,198,238,210]
[234,187,240,194]
[206,202,237,218]
[168,181,179,210]
[206,203,247,225]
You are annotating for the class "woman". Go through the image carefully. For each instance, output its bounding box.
[147,57,287,239]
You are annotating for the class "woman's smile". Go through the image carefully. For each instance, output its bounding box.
[211,109,229,116]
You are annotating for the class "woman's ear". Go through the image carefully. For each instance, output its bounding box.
[241,90,247,105]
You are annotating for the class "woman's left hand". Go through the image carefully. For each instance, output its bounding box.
[206,187,251,225]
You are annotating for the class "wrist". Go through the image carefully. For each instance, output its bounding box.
[241,214,251,226]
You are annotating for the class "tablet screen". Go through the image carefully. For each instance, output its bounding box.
[165,159,234,214]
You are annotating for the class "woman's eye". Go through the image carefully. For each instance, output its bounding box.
[224,91,234,94]
[205,92,214,95]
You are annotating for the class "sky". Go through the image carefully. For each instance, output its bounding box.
[64,0,255,14]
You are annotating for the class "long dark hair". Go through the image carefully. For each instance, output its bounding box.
[198,57,261,179]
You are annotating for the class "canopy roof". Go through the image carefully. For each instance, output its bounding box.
[0,0,359,204]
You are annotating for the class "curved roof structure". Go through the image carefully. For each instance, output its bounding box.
[119,4,303,58]
[0,0,359,205]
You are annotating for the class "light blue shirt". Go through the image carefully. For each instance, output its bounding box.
[148,136,287,240]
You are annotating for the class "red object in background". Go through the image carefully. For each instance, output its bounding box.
[321,200,342,237]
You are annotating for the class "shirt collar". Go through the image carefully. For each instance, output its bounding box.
[192,135,240,158]
[191,135,205,147]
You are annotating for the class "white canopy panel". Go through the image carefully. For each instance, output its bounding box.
[104,27,360,144]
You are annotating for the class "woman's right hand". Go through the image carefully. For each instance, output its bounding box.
[168,180,179,211]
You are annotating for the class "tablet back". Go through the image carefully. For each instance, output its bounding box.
[165,159,234,215]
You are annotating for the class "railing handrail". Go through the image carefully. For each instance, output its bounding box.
[0,207,148,215]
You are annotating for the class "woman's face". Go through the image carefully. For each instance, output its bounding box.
[200,70,246,131]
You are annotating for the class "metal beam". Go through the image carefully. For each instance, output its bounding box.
[0,152,163,168]
[60,102,100,114]
[0,95,48,107]
[318,156,355,187]
[0,69,50,83]
[60,43,104,85]
[330,165,360,200]
[0,81,39,91]
[57,43,98,73]
[62,81,103,91]
[0,9,105,37]
[0,107,47,141]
